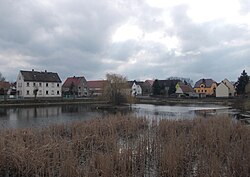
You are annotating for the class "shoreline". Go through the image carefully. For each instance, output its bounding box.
[0,97,249,111]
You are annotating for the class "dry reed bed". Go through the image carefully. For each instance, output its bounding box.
[0,115,249,177]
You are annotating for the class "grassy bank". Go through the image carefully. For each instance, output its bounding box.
[0,98,108,107]
[0,115,249,177]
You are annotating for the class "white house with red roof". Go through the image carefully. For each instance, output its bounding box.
[62,76,88,97]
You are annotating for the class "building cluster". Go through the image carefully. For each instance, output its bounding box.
[0,69,250,99]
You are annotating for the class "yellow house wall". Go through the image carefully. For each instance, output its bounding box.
[194,83,217,95]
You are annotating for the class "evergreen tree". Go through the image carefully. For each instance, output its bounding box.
[152,79,161,95]
[168,81,176,96]
[236,70,249,95]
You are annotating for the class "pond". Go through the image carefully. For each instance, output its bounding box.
[0,103,238,129]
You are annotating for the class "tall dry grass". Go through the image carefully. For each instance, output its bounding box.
[0,115,249,177]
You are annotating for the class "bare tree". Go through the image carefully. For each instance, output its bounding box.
[102,73,128,105]
[0,72,5,82]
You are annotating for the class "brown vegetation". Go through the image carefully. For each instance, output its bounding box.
[0,115,249,177]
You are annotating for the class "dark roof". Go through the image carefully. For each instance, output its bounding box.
[194,79,216,88]
[127,80,144,87]
[179,84,194,93]
[62,76,87,87]
[156,79,181,87]
[21,70,61,83]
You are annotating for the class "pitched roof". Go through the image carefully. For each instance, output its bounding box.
[127,80,144,88]
[179,84,194,93]
[145,80,154,86]
[87,80,107,89]
[156,79,181,87]
[62,76,87,87]
[194,79,217,88]
[20,70,61,83]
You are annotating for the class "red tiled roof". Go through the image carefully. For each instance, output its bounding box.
[87,80,107,89]
[63,76,86,87]
[0,81,10,89]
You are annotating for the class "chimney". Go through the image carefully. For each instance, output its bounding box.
[45,70,47,73]
[32,69,34,72]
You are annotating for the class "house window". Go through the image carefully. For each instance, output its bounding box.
[51,90,54,95]
[18,83,22,87]
[46,83,49,87]
[46,91,49,95]
[39,83,42,87]
[33,83,36,87]
[27,90,30,95]
[205,90,207,92]
[79,87,81,90]
[57,83,60,87]
[57,91,60,95]
[27,82,29,87]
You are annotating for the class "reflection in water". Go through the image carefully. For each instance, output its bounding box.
[131,104,234,120]
[0,105,102,129]
[0,104,237,129]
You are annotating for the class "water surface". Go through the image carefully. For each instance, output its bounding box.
[0,103,236,129]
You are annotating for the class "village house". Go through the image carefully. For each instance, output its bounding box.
[194,79,217,97]
[0,81,11,100]
[16,69,62,98]
[62,76,88,97]
[87,80,107,96]
[175,82,197,98]
[127,80,143,96]
[216,79,236,98]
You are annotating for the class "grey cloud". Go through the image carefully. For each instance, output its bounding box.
[0,0,250,83]
[239,0,250,14]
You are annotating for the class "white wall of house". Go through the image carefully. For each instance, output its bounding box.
[16,72,62,98]
[216,82,229,97]
[222,79,236,96]
[175,87,183,94]
[131,83,142,96]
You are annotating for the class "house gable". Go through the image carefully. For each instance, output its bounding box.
[62,76,88,97]
[194,78,217,96]
[216,82,229,97]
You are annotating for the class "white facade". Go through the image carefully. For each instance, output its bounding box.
[222,79,236,96]
[16,71,62,98]
[131,82,142,96]
[216,79,236,98]
[216,82,229,97]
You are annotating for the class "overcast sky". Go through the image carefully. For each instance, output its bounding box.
[0,0,250,83]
